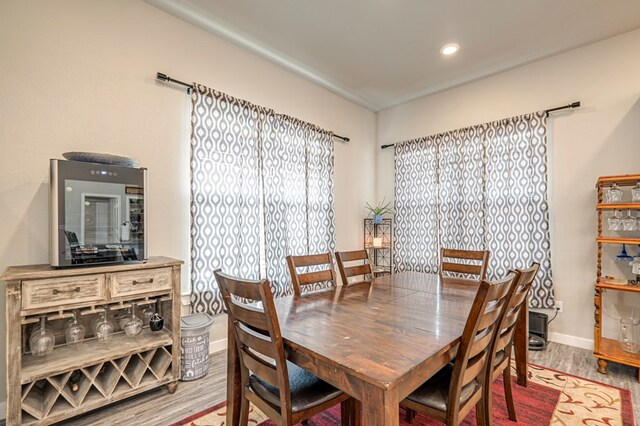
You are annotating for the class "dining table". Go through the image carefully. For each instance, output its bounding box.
[226,272,529,426]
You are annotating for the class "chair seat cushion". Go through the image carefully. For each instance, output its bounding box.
[249,361,343,413]
[405,364,479,412]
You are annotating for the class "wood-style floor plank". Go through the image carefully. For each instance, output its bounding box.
[2,342,638,425]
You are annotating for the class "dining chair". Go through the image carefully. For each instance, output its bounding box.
[402,271,520,426]
[439,248,490,282]
[483,262,540,423]
[286,252,338,296]
[214,270,353,426]
[335,250,373,286]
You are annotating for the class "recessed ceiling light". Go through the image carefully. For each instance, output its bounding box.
[440,43,460,56]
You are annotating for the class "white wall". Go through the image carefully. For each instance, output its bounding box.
[0,0,377,407]
[377,29,640,348]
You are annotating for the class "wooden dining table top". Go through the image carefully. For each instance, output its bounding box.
[272,272,479,391]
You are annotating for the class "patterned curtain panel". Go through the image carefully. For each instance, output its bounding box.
[190,85,263,314]
[483,112,553,308]
[394,136,440,273]
[394,111,554,308]
[262,115,336,296]
[437,127,486,252]
[190,84,336,314]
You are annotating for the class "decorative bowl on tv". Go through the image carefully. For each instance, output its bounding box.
[62,152,139,168]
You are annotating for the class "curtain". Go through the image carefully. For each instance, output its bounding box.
[394,111,554,308]
[394,136,440,273]
[189,84,336,314]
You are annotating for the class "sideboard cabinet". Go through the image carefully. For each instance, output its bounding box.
[1,256,183,425]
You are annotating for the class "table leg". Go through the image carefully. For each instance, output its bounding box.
[341,398,361,426]
[361,385,399,426]
[514,302,529,386]
[226,317,242,426]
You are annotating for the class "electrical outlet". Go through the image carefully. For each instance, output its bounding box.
[556,301,563,313]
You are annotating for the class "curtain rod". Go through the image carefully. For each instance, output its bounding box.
[156,72,350,143]
[379,101,581,149]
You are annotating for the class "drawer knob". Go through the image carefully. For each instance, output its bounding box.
[53,287,81,295]
[132,278,154,285]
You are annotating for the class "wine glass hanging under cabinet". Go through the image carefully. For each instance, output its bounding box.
[364,218,393,276]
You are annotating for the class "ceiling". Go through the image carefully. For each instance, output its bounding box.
[146,0,640,111]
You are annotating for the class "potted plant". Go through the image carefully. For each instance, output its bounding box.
[365,198,394,224]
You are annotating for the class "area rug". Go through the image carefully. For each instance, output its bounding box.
[172,362,635,426]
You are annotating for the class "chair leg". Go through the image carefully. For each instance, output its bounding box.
[503,367,517,422]
[478,379,492,426]
[239,394,250,426]
[476,400,487,426]
[405,408,416,423]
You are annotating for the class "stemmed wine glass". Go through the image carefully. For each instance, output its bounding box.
[65,310,85,345]
[30,315,55,356]
[94,308,114,343]
[123,302,143,337]
[623,209,636,231]
[606,183,623,203]
[632,182,640,203]
[608,210,622,231]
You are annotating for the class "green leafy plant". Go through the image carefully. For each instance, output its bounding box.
[365,198,394,216]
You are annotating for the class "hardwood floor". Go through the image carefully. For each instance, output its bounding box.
[3,342,638,425]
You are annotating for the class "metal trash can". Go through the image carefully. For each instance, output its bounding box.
[180,313,214,381]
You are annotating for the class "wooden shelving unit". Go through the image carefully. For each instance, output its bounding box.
[594,174,640,382]
[1,257,183,425]
[364,218,393,275]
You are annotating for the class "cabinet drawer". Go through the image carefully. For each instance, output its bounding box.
[109,268,172,297]
[22,274,106,310]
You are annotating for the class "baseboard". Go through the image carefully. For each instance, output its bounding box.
[181,294,191,307]
[0,401,6,421]
[209,337,227,354]
[548,332,594,350]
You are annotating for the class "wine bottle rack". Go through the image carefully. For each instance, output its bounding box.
[2,257,184,426]
[21,345,173,425]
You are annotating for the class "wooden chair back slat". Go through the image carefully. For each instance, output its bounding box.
[476,304,503,331]
[468,330,493,359]
[442,248,488,260]
[297,270,334,286]
[447,271,518,418]
[227,303,270,332]
[241,349,280,387]
[461,352,487,386]
[337,250,369,262]
[344,264,372,278]
[286,253,337,296]
[289,253,334,267]
[335,250,373,285]
[441,262,483,276]
[235,323,279,360]
[440,248,490,281]
[214,270,293,419]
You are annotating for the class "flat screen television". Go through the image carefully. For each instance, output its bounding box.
[49,159,148,267]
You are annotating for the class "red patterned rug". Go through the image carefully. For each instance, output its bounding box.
[172,362,635,425]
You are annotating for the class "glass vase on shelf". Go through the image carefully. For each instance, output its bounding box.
[65,310,85,345]
[618,317,639,353]
[29,315,55,357]
[606,183,623,203]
